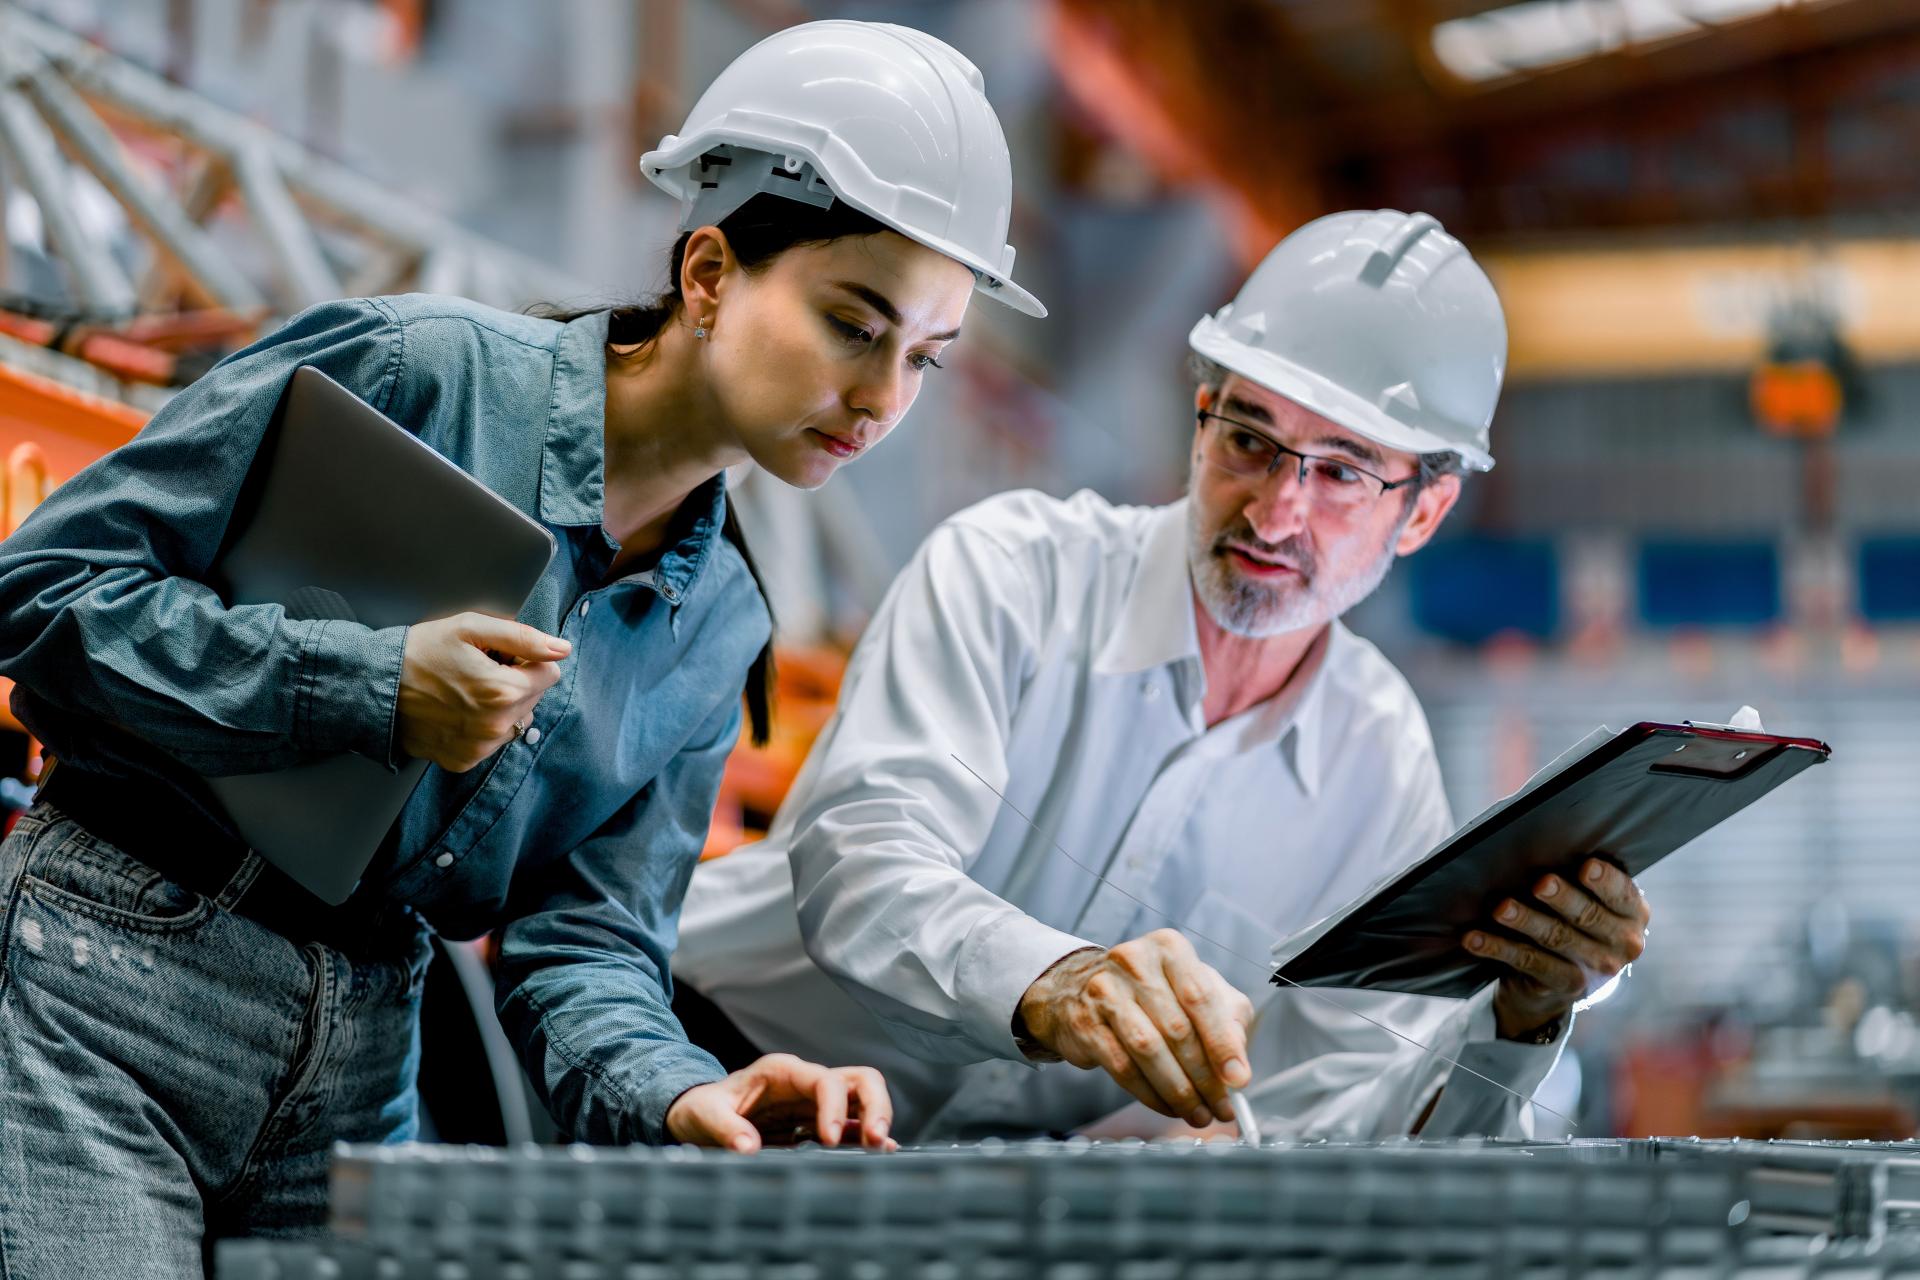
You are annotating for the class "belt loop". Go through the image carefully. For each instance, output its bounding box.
[213,852,265,911]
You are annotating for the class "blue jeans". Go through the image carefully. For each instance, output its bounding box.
[0,802,430,1279]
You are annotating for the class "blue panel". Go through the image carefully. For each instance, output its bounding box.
[1859,537,1920,622]
[1409,537,1559,645]
[1636,541,1781,628]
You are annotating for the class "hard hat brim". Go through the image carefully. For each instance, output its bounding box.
[1189,314,1495,472]
[642,134,1047,319]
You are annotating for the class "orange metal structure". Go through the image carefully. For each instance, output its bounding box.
[0,358,150,737]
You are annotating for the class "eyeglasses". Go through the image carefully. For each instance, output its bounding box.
[1195,410,1417,511]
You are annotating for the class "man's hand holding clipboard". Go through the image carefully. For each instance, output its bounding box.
[1271,716,1832,1025]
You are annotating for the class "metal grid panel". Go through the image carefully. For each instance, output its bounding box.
[209,1137,1920,1278]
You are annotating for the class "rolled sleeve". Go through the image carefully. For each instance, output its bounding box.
[495,697,742,1143]
[294,619,410,766]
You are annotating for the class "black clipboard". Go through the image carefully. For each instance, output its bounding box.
[1272,722,1831,998]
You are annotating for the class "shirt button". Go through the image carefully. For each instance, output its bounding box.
[523,726,542,746]
[434,852,453,868]
[578,600,590,618]
[1144,685,1160,701]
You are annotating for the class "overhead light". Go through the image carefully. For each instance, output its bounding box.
[1431,0,1808,85]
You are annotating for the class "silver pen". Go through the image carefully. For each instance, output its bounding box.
[1228,1088,1261,1146]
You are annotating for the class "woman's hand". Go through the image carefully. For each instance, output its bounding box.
[396,612,571,772]
[665,1053,897,1153]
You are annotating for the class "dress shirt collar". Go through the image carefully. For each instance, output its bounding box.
[1096,497,1345,796]
[1094,500,1201,678]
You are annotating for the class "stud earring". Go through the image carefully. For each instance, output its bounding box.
[693,318,709,339]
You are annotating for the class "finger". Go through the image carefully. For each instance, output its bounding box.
[811,1071,849,1147]
[1086,1022,1182,1118]
[1105,1003,1206,1124]
[456,613,571,662]
[1532,874,1637,951]
[1139,963,1229,1120]
[843,1068,894,1150]
[683,1092,762,1153]
[1162,950,1252,1094]
[1465,931,1585,997]
[1576,859,1648,923]
[1495,898,1618,974]
[492,661,562,703]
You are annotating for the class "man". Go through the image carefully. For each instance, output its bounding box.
[672,210,1650,1141]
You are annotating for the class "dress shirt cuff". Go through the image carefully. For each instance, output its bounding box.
[959,911,1100,1063]
[293,619,409,768]
[1422,1002,1572,1138]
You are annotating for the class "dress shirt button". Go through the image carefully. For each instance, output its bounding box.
[578,599,590,618]
[523,726,542,746]
[434,852,453,868]
[1144,684,1160,700]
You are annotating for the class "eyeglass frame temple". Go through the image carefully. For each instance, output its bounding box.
[1193,408,1419,494]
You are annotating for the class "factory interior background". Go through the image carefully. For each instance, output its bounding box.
[2,0,1918,1149]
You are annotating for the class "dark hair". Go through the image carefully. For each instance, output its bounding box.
[1187,351,1465,494]
[534,193,892,746]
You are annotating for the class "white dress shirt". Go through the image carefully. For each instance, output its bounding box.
[675,489,1563,1141]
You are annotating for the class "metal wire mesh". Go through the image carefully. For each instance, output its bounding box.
[211,1137,1920,1280]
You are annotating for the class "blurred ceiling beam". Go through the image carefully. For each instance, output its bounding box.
[1488,236,1920,378]
[1049,0,1920,248]
[1392,0,1920,132]
[1045,0,1327,262]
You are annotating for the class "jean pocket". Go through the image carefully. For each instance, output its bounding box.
[21,819,216,934]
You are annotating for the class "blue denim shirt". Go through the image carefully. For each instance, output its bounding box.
[0,294,769,1143]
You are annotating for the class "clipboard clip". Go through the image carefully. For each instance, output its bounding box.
[1680,720,1747,735]
[1682,705,1766,736]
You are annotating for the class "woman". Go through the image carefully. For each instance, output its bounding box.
[0,19,1043,1278]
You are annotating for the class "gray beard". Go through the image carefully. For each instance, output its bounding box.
[1186,499,1408,639]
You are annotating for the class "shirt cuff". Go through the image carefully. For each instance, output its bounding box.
[293,619,409,767]
[1421,1001,1573,1137]
[956,910,1100,1063]
[627,1048,729,1146]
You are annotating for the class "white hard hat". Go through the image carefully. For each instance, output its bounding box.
[640,20,1045,319]
[1189,210,1504,471]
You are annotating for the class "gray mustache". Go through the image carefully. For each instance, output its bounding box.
[1213,526,1315,580]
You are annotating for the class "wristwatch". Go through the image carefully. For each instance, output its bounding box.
[1510,1014,1566,1046]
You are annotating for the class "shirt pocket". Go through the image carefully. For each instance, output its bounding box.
[1182,889,1283,1000]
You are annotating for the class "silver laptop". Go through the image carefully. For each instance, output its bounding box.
[205,364,557,904]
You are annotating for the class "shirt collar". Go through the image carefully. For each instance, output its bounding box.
[1096,497,1345,796]
[539,309,612,528]
[540,309,731,605]
[1094,499,1201,678]
[650,473,730,604]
